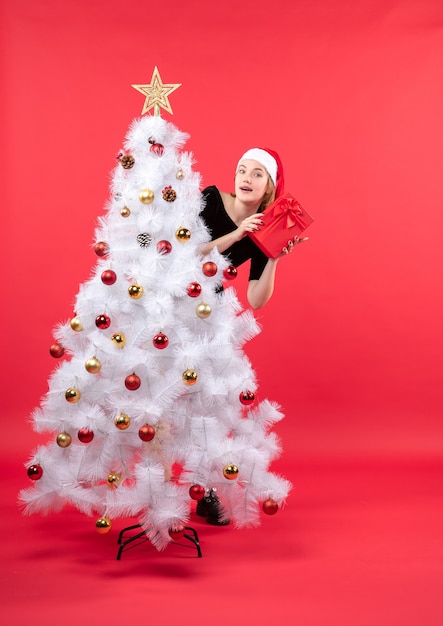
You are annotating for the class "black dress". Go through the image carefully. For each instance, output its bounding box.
[200,186,268,280]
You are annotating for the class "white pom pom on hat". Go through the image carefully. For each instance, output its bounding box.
[236,147,285,198]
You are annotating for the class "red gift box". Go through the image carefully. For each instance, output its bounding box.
[248,194,314,259]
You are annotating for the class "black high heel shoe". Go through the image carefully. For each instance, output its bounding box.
[196,488,230,526]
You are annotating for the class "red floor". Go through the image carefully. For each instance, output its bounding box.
[3,456,442,625]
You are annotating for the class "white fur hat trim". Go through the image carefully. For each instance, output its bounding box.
[236,148,277,186]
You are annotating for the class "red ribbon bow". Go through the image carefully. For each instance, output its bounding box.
[268,197,305,229]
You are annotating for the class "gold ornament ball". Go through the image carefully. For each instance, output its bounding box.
[95,517,112,534]
[114,413,131,430]
[175,227,191,242]
[85,356,101,373]
[56,432,72,448]
[70,316,83,332]
[139,189,154,204]
[128,283,144,299]
[106,472,122,488]
[223,464,239,480]
[182,369,198,385]
[196,302,211,319]
[65,387,81,403]
[111,333,126,348]
[120,206,131,218]
[176,167,185,180]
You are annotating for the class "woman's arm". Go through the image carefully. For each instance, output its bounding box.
[199,214,263,256]
[247,237,309,309]
[247,258,279,309]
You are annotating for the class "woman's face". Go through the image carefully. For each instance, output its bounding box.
[235,159,271,204]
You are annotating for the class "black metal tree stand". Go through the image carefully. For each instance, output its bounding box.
[116,523,202,560]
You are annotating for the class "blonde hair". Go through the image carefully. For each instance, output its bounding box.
[258,178,275,212]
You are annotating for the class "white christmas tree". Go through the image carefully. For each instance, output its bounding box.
[20,69,291,552]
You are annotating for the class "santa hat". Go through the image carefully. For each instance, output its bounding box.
[236,147,285,198]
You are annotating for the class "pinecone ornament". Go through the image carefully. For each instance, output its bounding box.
[137,233,152,248]
[120,154,135,169]
[162,186,177,202]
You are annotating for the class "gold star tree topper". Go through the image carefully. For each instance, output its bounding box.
[132,67,181,116]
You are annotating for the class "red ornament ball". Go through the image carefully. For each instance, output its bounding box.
[189,484,205,501]
[95,314,111,329]
[27,464,43,481]
[138,424,155,442]
[156,240,172,255]
[168,524,186,540]
[78,428,94,443]
[125,373,141,390]
[150,143,165,156]
[187,282,202,297]
[223,265,238,280]
[101,269,117,285]
[94,241,109,257]
[153,333,169,349]
[239,390,255,405]
[262,498,279,515]
[49,343,65,358]
[202,261,217,277]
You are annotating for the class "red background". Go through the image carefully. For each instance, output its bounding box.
[2,1,442,625]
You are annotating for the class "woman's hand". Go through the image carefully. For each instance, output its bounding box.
[279,235,309,257]
[233,214,264,241]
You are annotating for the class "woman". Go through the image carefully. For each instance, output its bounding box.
[196,149,306,525]
[200,147,306,310]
